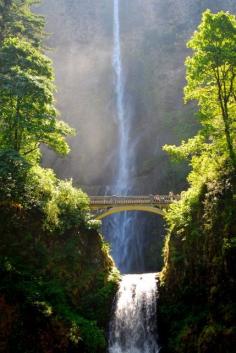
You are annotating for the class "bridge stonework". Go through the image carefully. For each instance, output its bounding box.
[89,194,179,220]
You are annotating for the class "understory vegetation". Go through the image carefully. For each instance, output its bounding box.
[0,1,119,352]
[159,10,236,353]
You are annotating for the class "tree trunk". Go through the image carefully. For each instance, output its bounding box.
[14,97,21,152]
[222,108,236,170]
[216,70,236,170]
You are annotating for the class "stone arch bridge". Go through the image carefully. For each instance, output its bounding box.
[89,194,180,220]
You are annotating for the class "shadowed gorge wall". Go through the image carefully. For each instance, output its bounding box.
[159,172,236,353]
[39,0,236,271]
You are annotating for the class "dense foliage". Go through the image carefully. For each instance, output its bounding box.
[160,10,236,353]
[0,160,119,352]
[0,1,119,352]
[164,10,236,171]
[0,37,74,160]
[0,0,45,45]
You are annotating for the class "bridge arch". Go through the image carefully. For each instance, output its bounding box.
[95,205,165,220]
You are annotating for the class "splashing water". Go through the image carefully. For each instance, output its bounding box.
[109,273,160,353]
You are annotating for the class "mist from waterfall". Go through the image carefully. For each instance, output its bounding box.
[109,273,160,353]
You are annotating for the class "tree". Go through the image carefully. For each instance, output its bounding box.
[185,10,236,167]
[0,37,75,159]
[0,0,45,46]
[0,1,75,161]
[164,10,236,172]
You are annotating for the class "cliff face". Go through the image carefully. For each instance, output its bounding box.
[158,172,236,353]
[38,0,114,186]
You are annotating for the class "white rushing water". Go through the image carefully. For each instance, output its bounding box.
[109,273,160,353]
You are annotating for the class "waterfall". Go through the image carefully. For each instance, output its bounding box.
[108,3,160,351]
[109,273,160,353]
[111,0,132,273]
[113,0,129,189]
[103,0,145,274]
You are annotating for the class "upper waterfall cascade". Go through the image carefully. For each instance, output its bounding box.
[104,0,143,274]
[113,0,129,189]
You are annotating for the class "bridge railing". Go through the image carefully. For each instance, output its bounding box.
[89,194,180,206]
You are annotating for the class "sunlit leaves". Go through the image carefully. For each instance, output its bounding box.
[184,10,236,167]
[32,168,89,231]
[163,10,236,186]
[0,37,75,158]
[0,0,45,46]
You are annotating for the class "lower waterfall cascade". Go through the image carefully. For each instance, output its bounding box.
[109,273,160,353]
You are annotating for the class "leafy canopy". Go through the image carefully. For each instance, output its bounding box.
[164,10,236,179]
[0,0,45,45]
[0,37,75,159]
